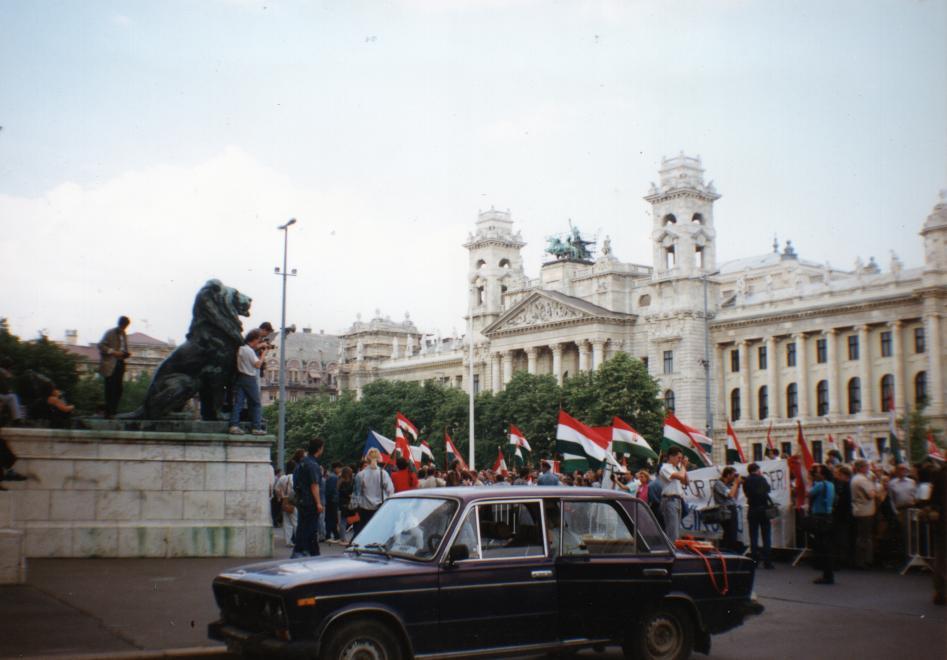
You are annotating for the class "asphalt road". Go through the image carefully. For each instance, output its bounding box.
[1,533,943,659]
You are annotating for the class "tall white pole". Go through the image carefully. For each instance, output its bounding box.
[468,295,476,469]
[276,218,297,473]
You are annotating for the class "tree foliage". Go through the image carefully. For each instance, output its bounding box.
[0,319,81,402]
[265,352,666,470]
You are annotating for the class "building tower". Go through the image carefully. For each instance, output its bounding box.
[643,154,722,438]
[646,153,720,278]
[463,208,526,337]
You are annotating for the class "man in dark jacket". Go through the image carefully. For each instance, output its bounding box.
[743,463,774,569]
[292,438,325,558]
[325,463,341,543]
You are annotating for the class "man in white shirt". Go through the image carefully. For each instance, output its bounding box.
[889,463,918,559]
[659,447,690,542]
[228,329,268,435]
[851,459,880,569]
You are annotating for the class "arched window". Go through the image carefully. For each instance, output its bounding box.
[880,374,895,411]
[477,286,485,306]
[498,258,511,269]
[848,377,861,414]
[758,385,769,419]
[730,388,741,421]
[786,383,798,418]
[695,245,705,269]
[476,259,486,270]
[665,246,676,269]
[817,380,829,416]
[692,212,704,224]
[638,294,651,307]
[663,213,677,226]
[664,389,675,412]
[915,371,928,405]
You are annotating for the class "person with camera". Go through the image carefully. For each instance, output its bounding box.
[659,447,690,542]
[712,467,742,552]
[98,316,131,418]
[743,462,775,569]
[228,328,269,435]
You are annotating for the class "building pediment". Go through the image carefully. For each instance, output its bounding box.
[482,290,634,337]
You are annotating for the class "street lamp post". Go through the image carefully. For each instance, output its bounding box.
[275,218,297,473]
[467,293,476,469]
[702,270,720,439]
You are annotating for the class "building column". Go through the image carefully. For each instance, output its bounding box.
[826,329,840,416]
[551,344,563,385]
[502,350,514,385]
[391,336,400,359]
[713,343,725,427]
[796,332,809,418]
[526,347,538,375]
[859,325,872,415]
[578,341,590,372]
[927,313,944,415]
[891,320,905,413]
[767,336,779,419]
[591,340,605,370]
[740,339,751,421]
[491,353,501,392]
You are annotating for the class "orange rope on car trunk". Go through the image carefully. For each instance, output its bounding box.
[674,537,729,596]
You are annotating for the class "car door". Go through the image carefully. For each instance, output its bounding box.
[556,497,674,642]
[438,499,557,652]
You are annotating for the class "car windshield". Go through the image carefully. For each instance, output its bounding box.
[351,497,457,560]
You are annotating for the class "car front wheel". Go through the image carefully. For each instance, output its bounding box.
[321,619,403,660]
[624,604,694,660]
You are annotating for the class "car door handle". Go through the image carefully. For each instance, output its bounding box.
[531,569,554,579]
[643,568,668,577]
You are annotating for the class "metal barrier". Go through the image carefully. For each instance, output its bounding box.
[900,507,932,575]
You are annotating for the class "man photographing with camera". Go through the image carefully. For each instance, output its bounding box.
[98,316,131,418]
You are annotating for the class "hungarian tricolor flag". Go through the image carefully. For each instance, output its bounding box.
[796,421,814,471]
[396,412,419,442]
[612,417,658,462]
[556,411,620,468]
[662,413,713,467]
[725,421,747,464]
[444,432,469,471]
[766,421,777,455]
[418,440,435,465]
[509,424,532,453]
[492,446,508,476]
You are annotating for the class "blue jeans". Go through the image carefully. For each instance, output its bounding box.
[229,373,261,429]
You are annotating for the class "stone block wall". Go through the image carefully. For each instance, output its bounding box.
[0,428,274,559]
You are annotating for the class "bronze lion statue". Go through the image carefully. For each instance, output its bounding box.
[123,279,252,420]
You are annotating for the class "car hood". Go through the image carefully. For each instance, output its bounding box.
[215,552,432,591]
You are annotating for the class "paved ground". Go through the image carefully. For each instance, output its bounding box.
[1,533,943,659]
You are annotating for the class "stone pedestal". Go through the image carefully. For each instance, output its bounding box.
[0,491,26,583]
[0,427,274,559]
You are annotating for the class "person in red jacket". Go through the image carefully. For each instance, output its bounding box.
[391,456,418,493]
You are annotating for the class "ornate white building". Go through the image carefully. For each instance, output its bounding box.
[338,155,946,461]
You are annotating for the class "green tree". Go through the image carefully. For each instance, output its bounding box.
[490,371,561,464]
[0,319,81,404]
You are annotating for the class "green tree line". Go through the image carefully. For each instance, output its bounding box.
[264,352,667,469]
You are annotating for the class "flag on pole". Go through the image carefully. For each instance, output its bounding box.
[661,413,714,467]
[363,430,395,464]
[796,421,815,471]
[492,446,508,477]
[927,430,945,461]
[888,403,903,464]
[766,421,777,455]
[508,425,532,453]
[612,417,659,461]
[419,439,435,464]
[556,411,620,468]
[725,421,747,464]
[395,412,419,442]
[444,432,469,471]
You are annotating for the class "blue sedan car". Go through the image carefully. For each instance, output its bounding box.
[209,487,762,660]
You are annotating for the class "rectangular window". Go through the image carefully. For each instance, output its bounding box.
[915,327,926,353]
[473,374,480,395]
[470,501,546,560]
[641,356,649,370]
[731,349,740,373]
[816,338,827,363]
[781,441,792,457]
[752,443,763,461]
[758,346,768,370]
[812,440,823,464]
[848,335,859,360]
[663,350,673,375]
[561,500,635,556]
[880,331,892,358]
[787,342,797,367]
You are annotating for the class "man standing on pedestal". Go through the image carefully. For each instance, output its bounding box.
[98,316,131,418]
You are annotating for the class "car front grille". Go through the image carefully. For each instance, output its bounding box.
[214,583,288,635]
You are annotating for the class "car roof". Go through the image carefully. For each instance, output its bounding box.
[389,485,637,504]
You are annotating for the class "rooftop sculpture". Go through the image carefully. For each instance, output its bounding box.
[545,221,595,262]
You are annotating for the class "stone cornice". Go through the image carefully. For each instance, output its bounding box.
[486,314,634,339]
[644,187,720,203]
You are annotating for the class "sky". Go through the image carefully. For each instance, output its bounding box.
[1,0,944,346]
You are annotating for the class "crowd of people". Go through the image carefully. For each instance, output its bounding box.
[269,440,946,606]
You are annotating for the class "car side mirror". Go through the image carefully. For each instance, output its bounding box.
[447,544,469,565]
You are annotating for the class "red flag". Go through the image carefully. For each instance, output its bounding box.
[766,421,777,454]
[492,446,508,476]
[726,421,747,463]
[444,432,469,471]
[787,455,808,510]
[928,430,945,461]
[796,421,815,470]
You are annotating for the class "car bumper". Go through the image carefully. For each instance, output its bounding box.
[208,620,317,658]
